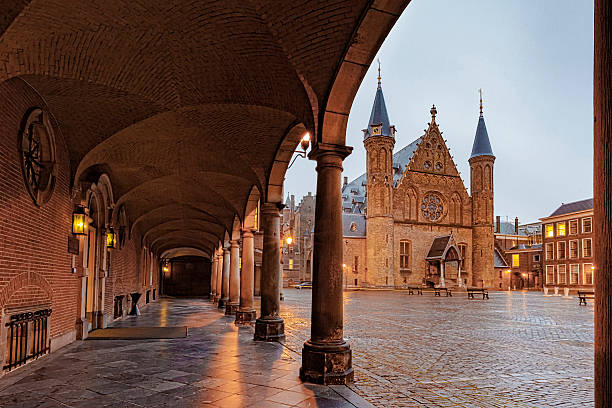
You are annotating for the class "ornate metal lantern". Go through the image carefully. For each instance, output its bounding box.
[106,228,117,248]
[72,206,87,236]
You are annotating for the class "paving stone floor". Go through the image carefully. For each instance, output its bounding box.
[0,298,373,408]
[0,290,594,407]
[279,289,594,408]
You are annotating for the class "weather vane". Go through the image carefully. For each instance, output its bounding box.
[377,58,381,86]
[479,88,483,116]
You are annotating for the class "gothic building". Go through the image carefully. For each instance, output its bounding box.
[341,76,501,288]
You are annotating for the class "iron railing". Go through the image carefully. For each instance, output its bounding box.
[4,308,51,372]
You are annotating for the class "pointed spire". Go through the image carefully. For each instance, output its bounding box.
[363,63,393,140]
[470,90,494,159]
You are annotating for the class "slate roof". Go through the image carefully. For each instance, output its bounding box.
[494,248,509,268]
[363,84,393,139]
[342,213,366,237]
[548,198,593,217]
[341,137,421,213]
[470,115,494,159]
[426,235,451,260]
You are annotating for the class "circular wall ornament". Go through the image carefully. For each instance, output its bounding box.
[19,108,56,206]
[421,193,444,222]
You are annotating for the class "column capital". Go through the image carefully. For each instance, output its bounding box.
[230,239,240,248]
[308,142,353,162]
[241,228,255,238]
[261,202,283,215]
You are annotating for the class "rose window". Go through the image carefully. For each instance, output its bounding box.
[421,193,443,221]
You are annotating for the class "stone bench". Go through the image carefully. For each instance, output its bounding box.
[578,290,595,305]
[467,288,489,299]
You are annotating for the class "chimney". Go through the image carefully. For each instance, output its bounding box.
[496,216,500,233]
[343,176,348,188]
[515,217,519,234]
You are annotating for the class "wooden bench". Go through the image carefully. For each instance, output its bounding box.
[578,290,595,305]
[407,286,422,295]
[420,287,452,297]
[467,288,489,299]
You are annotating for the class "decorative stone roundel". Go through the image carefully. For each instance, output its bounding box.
[19,108,56,206]
[421,193,444,222]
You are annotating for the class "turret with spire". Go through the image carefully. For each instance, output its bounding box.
[469,90,496,288]
[364,60,396,287]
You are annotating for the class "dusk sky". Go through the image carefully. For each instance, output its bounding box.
[284,0,594,225]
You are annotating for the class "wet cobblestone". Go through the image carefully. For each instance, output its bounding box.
[278,290,594,408]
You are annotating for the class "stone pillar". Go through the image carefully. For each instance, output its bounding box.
[210,255,218,301]
[595,1,612,405]
[254,203,285,341]
[215,251,223,303]
[300,143,353,385]
[226,240,241,315]
[254,263,262,296]
[236,229,257,324]
[218,247,230,309]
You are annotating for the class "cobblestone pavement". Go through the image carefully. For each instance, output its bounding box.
[0,298,372,408]
[278,289,594,408]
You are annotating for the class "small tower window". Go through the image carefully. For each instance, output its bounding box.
[424,161,431,170]
[435,162,443,171]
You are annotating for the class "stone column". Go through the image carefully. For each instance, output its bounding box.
[226,240,241,315]
[210,255,218,301]
[219,246,230,309]
[300,143,353,385]
[595,1,612,405]
[254,203,285,341]
[236,229,257,324]
[254,263,262,296]
[215,251,223,303]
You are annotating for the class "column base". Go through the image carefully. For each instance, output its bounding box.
[299,340,354,385]
[209,294,216,301]
[235,309,257,325]
[218,298,228,309]
[225,303,239,316]
[254,317,285,341]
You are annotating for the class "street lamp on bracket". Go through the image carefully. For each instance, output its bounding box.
[287,132,311,169]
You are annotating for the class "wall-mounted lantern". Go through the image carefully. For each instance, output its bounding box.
[286,236,293,245]
[162,261,170,274]
[288,132,311,169]
[72,206,87,236]
[106,228,117,248]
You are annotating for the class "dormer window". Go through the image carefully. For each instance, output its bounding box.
[371,125,381,135]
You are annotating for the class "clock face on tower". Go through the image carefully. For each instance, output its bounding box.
[421,193,444,222]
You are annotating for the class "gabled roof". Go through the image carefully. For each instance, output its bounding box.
[470,115,494,159]
[363,84,393,139]
[426,235,451,259]
[548,198,593,217]
[494,248,509,268]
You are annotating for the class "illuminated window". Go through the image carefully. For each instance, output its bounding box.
[569,219,578,235]
[545,243,554,260]
[545,224,554,238]
[569,240,578,259]
[400,241,411,273]
[557,264,567,284]
[584,263,594,285]
[583,238,592,257]
[512,254,519,267]
[289,259,293,270]
[582,217,592,234]
[557,241,566,259]
[570,264,579,284]
[546,265,555,284]
[557,222,566,237]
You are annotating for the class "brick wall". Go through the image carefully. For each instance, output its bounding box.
[0,78,76,341]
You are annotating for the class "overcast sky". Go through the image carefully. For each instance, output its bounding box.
[284,0,594,224]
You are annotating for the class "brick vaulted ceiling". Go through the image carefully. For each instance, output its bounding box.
[0,0,409,257]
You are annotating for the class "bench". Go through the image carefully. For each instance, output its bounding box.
[578,290,595,305]
[420,287,452,297]
[467,288,489,299]
[407,286,422,295]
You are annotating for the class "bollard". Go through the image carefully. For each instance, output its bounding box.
[544,287,549,295]
[564,287,570,297]
[554,286,559,296]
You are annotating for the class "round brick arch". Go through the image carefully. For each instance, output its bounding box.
[0,0,410,257]
[0,272,53,310]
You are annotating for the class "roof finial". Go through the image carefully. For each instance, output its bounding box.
[377,58,381,88]
[479,88,483,117]
[430,104,437,122]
